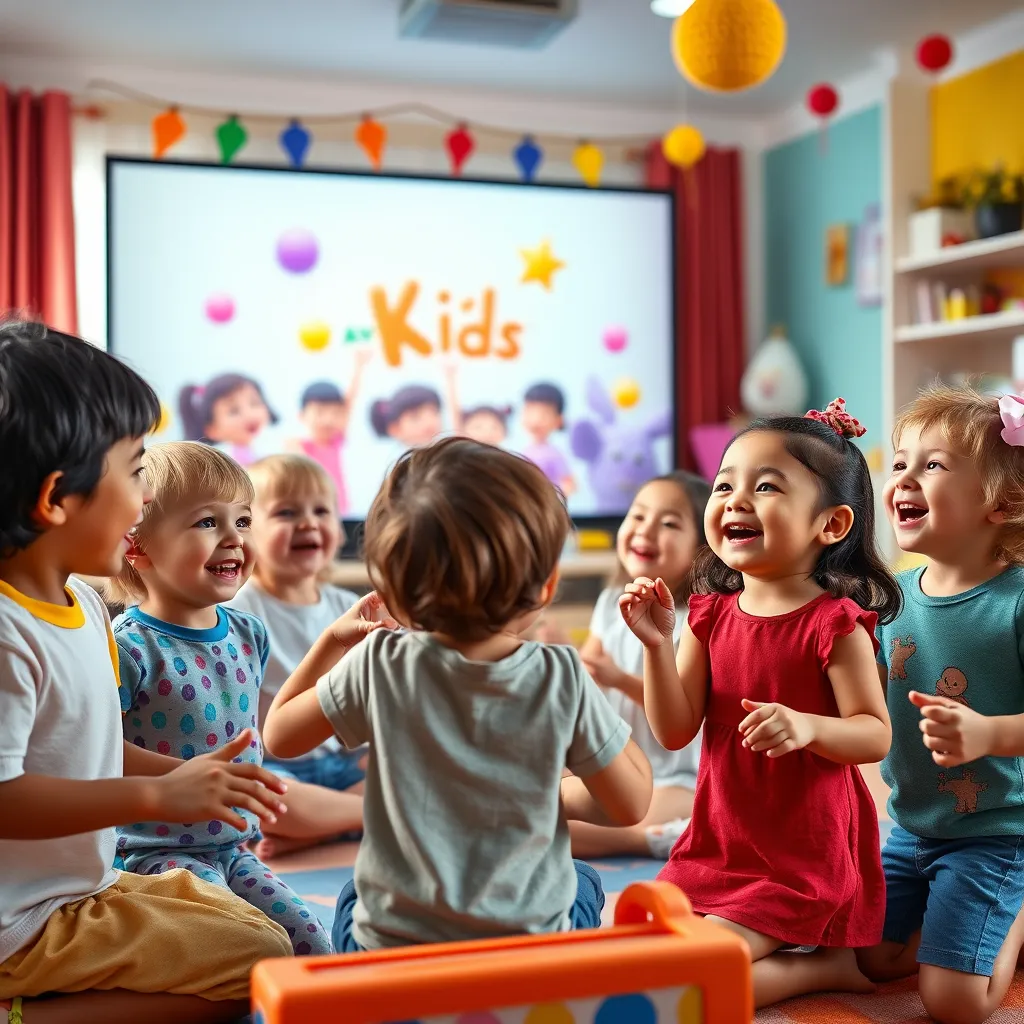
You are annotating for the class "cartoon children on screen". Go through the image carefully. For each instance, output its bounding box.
[178,373,277,467]
[520,382,575,496]
[285,346,371,516]
[443,359,512,447]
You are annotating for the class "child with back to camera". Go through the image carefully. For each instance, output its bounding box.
[858,383,1024,1024]
[106,441,332,957]
[621,399,900,1009]
[571,470,710,860]
[229,454,365,859]
[263,437,653,952]
[0,322,292,1024]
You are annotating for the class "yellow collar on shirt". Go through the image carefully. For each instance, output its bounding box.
[0,578,85,628]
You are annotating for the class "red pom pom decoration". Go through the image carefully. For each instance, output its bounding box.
[807,83,839,118]
[917,34,953,74]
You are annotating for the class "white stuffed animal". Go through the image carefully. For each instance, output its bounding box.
[740,326,809,417]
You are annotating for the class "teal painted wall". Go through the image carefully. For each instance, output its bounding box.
[764,105,883,444]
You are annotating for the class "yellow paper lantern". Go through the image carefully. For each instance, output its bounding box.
[663,124,706,168]
[672,0,787,94]
[613,378,641,409]
[299,321,331,351]
[573,142,604,188]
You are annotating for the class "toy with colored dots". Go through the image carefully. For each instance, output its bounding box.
[251,881,752,1023]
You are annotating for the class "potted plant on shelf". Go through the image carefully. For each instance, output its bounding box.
[961,166,1024,239]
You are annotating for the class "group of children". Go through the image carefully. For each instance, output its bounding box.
[1,319,1023,1024]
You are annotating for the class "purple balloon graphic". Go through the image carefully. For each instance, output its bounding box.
[276,228,319,274]
[205,293,235,324]
[603,326,628,353]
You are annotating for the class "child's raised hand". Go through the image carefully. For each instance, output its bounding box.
[618,577,676,648]
[328,591,398,649]
[909,690,995,767]
[581,647,626,692]
[739,699,815,757]
[150,730,287,831]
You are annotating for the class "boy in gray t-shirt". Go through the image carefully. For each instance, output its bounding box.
[263,437,653,951]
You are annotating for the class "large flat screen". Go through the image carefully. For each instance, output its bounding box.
[108,158,676,523]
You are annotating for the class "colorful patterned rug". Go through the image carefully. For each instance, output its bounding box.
[269,839,1024,1022]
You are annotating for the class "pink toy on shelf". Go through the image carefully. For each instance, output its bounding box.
[251,881,753,1024]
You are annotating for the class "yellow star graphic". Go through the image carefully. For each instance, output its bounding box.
[520,239,565,290]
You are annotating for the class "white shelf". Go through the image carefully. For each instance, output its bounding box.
[895,309,1024,344]
[896,230,1024,274]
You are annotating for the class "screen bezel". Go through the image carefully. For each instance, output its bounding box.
[106,155,678,548]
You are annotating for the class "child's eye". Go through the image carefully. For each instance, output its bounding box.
[926,461,945,471]
[194,516,216,529]
[315,506,332,517]
[237,517,252,530]
[891,461,906,473]
[755,482,779,492]
[662,520,680,530]
[274,509,295,519]
[713,482,731,493]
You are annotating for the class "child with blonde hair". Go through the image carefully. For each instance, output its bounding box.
[622,400,900,1009]
[108,441,331,956]
[572,470,710,860]
[229,454,364,859]
[264,437,653,952]
[859,383,1024,1024]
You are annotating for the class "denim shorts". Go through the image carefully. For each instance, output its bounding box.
[882,823,1024,977]
[332,860,605,954]
[264,747,366,793]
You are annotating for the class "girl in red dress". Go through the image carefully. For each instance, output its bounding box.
[621,400,902,1009]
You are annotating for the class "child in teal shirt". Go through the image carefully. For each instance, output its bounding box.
[863,384,1024,1024]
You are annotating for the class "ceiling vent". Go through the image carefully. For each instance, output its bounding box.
[399,0,578,49]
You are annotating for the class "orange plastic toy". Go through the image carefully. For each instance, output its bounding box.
[252,881,753,1024]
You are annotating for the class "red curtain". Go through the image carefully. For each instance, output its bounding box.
[646,143,745,471]
[0,86,78,333]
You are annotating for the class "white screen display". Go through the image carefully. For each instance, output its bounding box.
[108,159,675,519]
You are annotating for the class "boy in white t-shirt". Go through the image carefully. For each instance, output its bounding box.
[0,322,292,1024]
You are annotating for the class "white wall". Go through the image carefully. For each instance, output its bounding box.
[0,54,766,356]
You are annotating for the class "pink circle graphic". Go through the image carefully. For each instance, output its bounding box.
[205,293,235,324]
[276,228,319,273]
[603,326,628,353]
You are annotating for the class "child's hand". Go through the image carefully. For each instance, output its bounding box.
[149,730,287,831]
[581,648,625,692]
[909,690,995,767]
[354,345,373,367]
[618,577,676,648]
[328,591,398,649]
[739,699,815,757]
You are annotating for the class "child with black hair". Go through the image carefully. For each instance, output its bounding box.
[368,384,443,449]
[622,399,900,1010]
[442,360,511,446]
[264,437,653,953]
[521,382,574,496]
[288,347,371,515]
[0,321,292,1024]
[179,373,277,467]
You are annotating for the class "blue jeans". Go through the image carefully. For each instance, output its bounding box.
[882,823,1024,976]
[264,748,366,792]
[332,860,605,953]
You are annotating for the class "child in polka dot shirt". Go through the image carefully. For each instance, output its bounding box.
[107,440,332,957]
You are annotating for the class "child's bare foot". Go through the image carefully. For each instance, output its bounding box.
[250,833,326,861]
[817,947,877,994]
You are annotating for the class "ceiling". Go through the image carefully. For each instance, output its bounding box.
[0,0,1020,115]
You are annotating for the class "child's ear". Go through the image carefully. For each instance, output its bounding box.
[539,568,561,606]
[819,505,854,547]
[31,471,71,528]
[987,506,1008,525]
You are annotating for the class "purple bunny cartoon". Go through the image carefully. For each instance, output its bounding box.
[569,376,672,513]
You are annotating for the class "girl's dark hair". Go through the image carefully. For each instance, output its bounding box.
[463,404,512,426]
[524,382,565,417]
[178,373,279,442]
[301,381,345,408]
[692,415,902,624]
[369,384,441,438]
[613,470,712,603]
